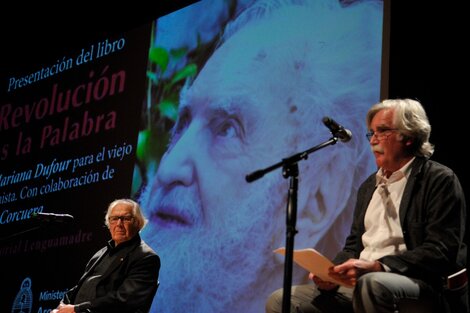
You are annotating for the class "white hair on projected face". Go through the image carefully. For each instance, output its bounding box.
[220,0,383,138]
[199,0,382,253]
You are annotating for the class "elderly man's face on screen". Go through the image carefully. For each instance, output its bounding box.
[139,1,382,312]
[138,13,332,312]
[140,23,301,313]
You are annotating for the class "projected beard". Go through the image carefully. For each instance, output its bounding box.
[140,169,286,313]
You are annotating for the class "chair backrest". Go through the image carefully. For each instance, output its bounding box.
[442,269,468,313]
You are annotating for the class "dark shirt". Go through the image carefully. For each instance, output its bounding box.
[63,234,160,313]
[74,239,131,304]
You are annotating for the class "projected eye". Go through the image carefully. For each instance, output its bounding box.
[217,120,237,137]
[211,117,244,140]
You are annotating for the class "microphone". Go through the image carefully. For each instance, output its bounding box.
[322,116,352,142]
[31,212,74,223]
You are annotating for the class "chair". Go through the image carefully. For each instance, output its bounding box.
[442,268,468,313]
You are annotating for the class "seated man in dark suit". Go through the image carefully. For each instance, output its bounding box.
[53,198,160,313]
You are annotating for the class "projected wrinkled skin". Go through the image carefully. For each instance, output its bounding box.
[139,1,381,312]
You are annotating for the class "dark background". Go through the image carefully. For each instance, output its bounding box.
[387,2,468,256]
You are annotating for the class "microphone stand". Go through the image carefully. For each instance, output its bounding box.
[246,136,339,313]
[0,214,73,243]
[0,225,43,243]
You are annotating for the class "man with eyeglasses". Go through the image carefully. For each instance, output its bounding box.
[267,99,467,313]
[52,199,160,313]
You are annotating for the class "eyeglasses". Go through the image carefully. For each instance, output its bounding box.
[108,215,134,224]
[366,127,399,141]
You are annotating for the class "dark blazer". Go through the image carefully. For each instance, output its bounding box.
[64,234,160,313]
[334,157,467,310]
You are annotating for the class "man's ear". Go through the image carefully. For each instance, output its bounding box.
[294,152,356,258]
[399,133,413,147]
[404,137,414,147]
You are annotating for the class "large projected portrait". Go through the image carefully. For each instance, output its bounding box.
[134,0,384,312]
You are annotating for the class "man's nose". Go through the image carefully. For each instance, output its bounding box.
[156,124,199,187]
[369,134,379,144]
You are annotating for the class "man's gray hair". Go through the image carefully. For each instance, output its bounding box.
[366,98,434,157]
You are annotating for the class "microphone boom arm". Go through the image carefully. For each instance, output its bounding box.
[245,136,338,182]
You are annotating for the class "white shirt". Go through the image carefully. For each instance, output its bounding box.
[360,158,414,261]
